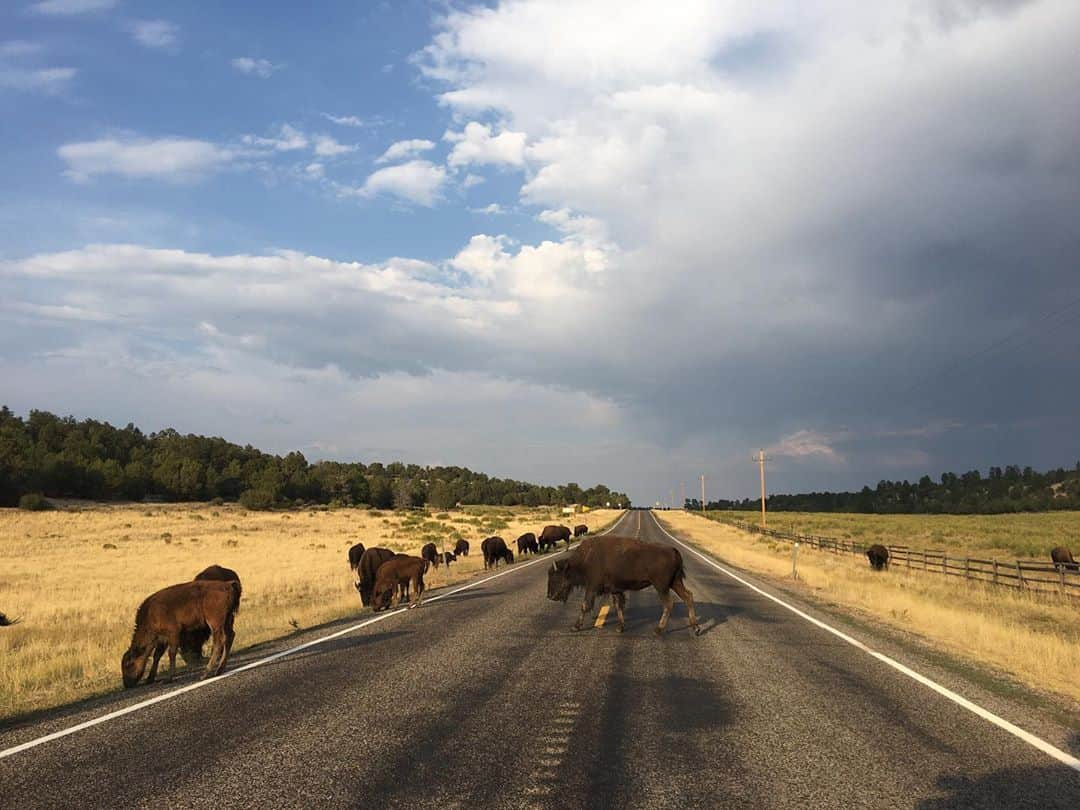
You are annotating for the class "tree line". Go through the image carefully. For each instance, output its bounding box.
[685,463,1080,514]
[0,408,630,510]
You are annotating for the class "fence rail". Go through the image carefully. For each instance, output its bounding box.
[717,519,1080,599]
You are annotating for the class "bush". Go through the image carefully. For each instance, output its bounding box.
[19,493,52,511]
[239,487,277,511]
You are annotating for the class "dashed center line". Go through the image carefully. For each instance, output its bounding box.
[593,605,610,628]
[524,699,582,807]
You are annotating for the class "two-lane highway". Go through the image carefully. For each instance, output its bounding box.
[1,510,1078,808]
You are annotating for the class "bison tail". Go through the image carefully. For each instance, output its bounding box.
[228,580,242,613]
[669,548,687,591]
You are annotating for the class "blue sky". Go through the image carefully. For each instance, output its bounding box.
[2,0,1079,505]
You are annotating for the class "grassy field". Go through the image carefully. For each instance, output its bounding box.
[708,510,1080,560]
[0,503,620,722]
[660,511,1080,708]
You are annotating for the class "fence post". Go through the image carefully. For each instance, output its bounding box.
[943,553,948,576]
[1060,564,1067,596]
[792,542,800,580]
[964,557,970,581]
[922,550,927,570]
[1016,560,1024,590]
[993,559,998,585]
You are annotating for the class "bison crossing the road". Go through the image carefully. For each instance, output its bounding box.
[547,534,701,636]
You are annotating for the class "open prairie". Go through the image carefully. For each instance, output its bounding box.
[0,503,619,721]
[713,510,1080,560]
[660,510,1080,707]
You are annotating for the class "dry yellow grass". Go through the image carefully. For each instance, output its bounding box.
[659,511,1080,707]
[0,503,620,721]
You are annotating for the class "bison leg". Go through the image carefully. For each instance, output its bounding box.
[612,592,626,633]
[165,642,178,682]
[671,578,701,636]
[573,594,595,631]
[656,591,674,635]
[146,642,166,684]
[204,628,223,679]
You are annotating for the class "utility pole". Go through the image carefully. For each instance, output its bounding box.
[753,449,769,528]
[669,490,674,510]
[681,482,686,510]
[700,474,706,512]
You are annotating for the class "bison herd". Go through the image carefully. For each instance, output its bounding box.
[93,515,1079,693]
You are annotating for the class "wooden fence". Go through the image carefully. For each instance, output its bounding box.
[719,519,1080,600]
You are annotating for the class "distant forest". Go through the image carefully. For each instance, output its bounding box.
[686,464,1080,514]
[0,408,630,510]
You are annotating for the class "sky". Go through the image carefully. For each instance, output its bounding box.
[1,0,1078,506]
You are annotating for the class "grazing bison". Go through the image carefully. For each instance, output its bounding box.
[481,536,514,569]
[371,556,427,611]
[357,547,397,606]
[122,579,240,688]
[454,538,470,557]
[0,612,19,627]
[442,551,457,568]
[517,532,539,557]
[179,565,243,664]
[348,543,366,580]
[574,524,589,538]
[538,525,571,552]
[547,535,700,636]
[1051,546,1078,572]
[421,542,441,569]
[866,544,890,571]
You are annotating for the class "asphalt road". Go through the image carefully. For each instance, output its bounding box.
[1,510,1078,809]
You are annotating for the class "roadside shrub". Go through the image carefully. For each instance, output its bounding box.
[18,493,52,511]
[239,488,277,511]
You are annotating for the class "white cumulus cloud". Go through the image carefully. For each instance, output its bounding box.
[352,160,448,206]
[375,138,436,164]
[129,20,180,51]
[231,57,279,78]
[444,122,526,168]
[58,137,232,183]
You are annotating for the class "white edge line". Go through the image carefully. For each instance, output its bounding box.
[0,512,630,761]
[650,512,1080,774]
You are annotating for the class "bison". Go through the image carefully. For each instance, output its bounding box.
[179,564,243,664]
[122,579,240,688]
[357,547,397,606]
[866,544,890,571]
[538,524,571,552]
[454,538,470,557]
[574,524,588,538]
[481,536,514,569]
[371,555,427,611]
[0,612,19,627]
[1051,546,1078,572]
[442,551,457,568]
[547,535,700,636]
[421,542,441,569]
[517,532,539,557]
[348,543,366,580]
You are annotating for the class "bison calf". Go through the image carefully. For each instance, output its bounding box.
[122,579,240,688]
[357,547,397,606]
[179,565,242,665]
[454,538,470,557]
[574,524,588,538]
[866,545,890,571]
[517,532,539,557]
[442,551,457,568]
[371,556,427,611]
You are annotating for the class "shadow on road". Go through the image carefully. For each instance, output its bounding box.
[916,764,1080,809]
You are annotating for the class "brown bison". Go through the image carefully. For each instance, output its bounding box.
[357,547,397,606]
[574,524,588,537]
[442,551,457,568]
[517,532,539,556]
[866,544,890,571]
[481,536,514,569]
[547,535,700,636]
[0,612,19,627]
[538,524,571,552]
[348,543,366,579]
[454,538,470,557]
[421,542,441,569]
[1051,546,1078,572]
[122,579,240,688]
[179,565,243,663]
[371,555,427,611]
